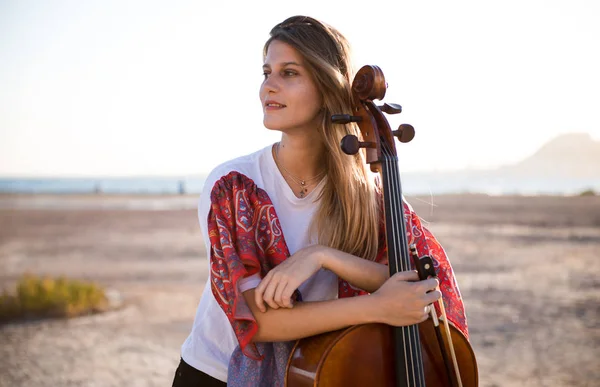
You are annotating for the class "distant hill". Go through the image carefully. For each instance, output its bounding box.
[499,133,600,178]
[402,133,600,195]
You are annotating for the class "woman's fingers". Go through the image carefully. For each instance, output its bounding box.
[262,274,281,310]
[252,246,323,311]
[273,278,286,308]
[274,281,294,308]
[392,270,419,282]
[417,278,439,294]
[254,273,272,312]
[373,271,446,326]
[254,270,298,311]
[425,289,442,305]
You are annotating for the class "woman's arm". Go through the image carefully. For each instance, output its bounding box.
[255,244,388,311]
[319,246,389,293]
[246,271,440,343]
[244,288,377,342]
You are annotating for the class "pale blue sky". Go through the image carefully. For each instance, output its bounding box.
[1,0,598,177]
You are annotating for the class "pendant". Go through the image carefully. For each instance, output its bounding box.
[299,181,307,198]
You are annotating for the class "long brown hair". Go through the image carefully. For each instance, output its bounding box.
[265,16,380,260]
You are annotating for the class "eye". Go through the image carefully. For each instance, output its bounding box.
[262,71,271,79]
[283,70,297,77]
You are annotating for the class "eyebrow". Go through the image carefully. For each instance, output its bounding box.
[262,61,303,69]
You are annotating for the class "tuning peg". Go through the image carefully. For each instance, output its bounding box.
[341,135,360,155]
[392,124,415,143]
[379,103,402,114]
[340,135,375,155]
[331,114,362,124]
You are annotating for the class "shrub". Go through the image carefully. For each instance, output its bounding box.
[580,189,597,196]
[0,274,109,324]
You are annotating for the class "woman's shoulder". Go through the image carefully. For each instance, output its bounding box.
[202,144,272,197]
[197,144,273,227]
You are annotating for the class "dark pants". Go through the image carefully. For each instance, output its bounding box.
[172,358,227,387]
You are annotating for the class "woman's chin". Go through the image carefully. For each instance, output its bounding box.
[263,119,283,131]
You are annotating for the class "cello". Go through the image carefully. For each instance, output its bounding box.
[285,65,479,386]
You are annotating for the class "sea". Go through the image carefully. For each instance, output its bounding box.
[0,177,207,195]
[0,175,598,197]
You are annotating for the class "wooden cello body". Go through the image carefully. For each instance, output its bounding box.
[286,321,478,386]
[285,65,479,387]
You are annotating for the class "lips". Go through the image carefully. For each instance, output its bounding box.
[265,100,286,108]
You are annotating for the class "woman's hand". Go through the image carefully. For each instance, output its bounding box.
[371,271,441,326]
[254,245,325,312]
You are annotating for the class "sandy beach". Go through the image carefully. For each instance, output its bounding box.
[0,193,598,387]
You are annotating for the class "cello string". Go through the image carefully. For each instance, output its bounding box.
[384,141,426,386]
[383,143,421,386]
[392,155,425,387]
[390,151,422,387]
[384,149,413,386]
[381,144,410,386]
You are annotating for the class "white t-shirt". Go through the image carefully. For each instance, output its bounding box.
[180,144,338,382]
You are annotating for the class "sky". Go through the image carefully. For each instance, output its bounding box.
[1,0,599,177]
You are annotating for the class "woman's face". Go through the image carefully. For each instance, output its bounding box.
[260,40,323,134]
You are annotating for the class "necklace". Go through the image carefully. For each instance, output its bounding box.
[274,142,326,198]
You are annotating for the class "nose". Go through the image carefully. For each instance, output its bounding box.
[262,74,280,94]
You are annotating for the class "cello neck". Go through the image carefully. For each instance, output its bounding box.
[379,152,411,276]
[380,150,427,387]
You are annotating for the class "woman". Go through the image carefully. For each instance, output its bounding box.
[173,15,468,387]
